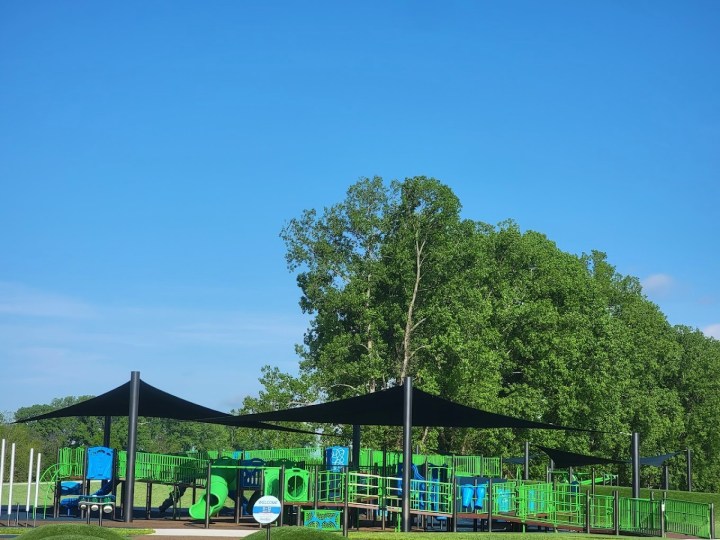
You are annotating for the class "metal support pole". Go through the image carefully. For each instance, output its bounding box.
[631,432,640,499]
[278,466,285,527]
[710,503,715,540]
[663,464,670,491]
[342,466,349,537]
[204,462,212,529]
[352,425,361,471]
[234,468,241,524]
[103,416,112,448]
[451,470,457,533]
[488,478,493,533]
[401,377,413,533]
[686,448,692,492]
[313,465,319,510]
[123,371,140,523]
[585,491,591,534]
[592,467,596,496]
[613,490,619,536]
[660,498,665,538]
[524,441,529,481]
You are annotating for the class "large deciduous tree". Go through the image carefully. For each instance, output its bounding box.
[272,175,720,486]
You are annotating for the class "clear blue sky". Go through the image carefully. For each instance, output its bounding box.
[1,1,718,417]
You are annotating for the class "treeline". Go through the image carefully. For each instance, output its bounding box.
[275,176,720,491]
[3,176,718,492]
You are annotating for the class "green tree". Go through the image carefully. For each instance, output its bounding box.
[234,366,322,449]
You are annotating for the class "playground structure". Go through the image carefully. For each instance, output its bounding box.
[1,439,714,538]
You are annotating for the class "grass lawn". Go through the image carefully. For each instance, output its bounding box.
[244,532,655,540]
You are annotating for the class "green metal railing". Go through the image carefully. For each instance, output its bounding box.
[665,498,712,538]
[317,470,345,503]
[244,447,324,465]
[619,497,661,536]
[57,447,85,478]
[517,482,553,520]
[589,494,615,530]
[117,451,208,483]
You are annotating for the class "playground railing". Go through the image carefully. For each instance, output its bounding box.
[492,480,518,516]
[317,470,345,503]
[517,482,553,520]
[665,498,712,539]
[619,497,661,536]
[57,447,85,478]
[552,483,584,528]
[589,494,615,530]
[358,449,501,478]
[348,471,382,509]
[244,447,324,465]
[117,451,209,484]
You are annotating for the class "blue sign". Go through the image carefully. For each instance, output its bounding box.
[252,495,282,524]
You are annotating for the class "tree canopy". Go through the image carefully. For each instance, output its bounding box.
[6,176,718,491]
[277,176,719,490]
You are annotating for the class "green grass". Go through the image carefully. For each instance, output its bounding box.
[0,526,151,538]
[15,524,125,540]
[245,529,342,539]
[244,531,652,540]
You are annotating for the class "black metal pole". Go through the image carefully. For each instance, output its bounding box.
[488,477,493,533]
[123,371,140,523]
[401,377,413,533]
[662,464,670,490]
[342,466,349,537]
[103,416,112,448]
[686,448,692,492]
[204,462,212,529]
[613,490,619,536]
[631,432,640,499]
[523,441,529,481]
[352,425,361,471]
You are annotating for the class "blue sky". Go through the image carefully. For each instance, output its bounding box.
[1,1,718,417]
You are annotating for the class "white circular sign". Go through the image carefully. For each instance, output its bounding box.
[252,495,282,524]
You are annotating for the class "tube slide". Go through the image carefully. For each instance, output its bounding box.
[189,458,236,520]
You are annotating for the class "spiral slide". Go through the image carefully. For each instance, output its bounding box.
[189,458,236,520]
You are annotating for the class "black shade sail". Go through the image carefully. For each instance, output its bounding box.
[503,454,541,465]
[537,445,627,468]
[207,385,593,431]
[14,378,319,435]
[640,452,684,467]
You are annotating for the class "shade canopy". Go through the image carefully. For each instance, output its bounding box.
[537,445,627,468]
[640,452,683,467]
[503,454,541,465]
[15,378,317,435]
[208,385,592,431]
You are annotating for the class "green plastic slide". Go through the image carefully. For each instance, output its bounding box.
[189,458,237,519]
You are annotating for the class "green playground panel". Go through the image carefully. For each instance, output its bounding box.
[317,470,345,503]
[516,482,553,519]
[244,447,324,465]
[589,494,615,530]
[665,498,712,539]
[303,509,342,530]
[619,497,661,536]
[359,448,500,477]
[117,451,209,484]
[56,447,86,478]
